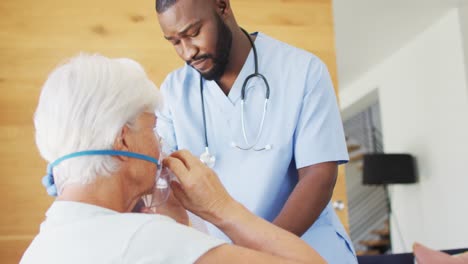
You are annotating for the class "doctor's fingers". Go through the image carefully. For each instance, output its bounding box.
[169,150,201,170]
[163,156,190,184]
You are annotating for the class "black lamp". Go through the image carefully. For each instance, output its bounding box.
[363,154,417,185]
[362,153,417,253]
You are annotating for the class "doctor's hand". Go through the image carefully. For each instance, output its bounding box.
[162,150,235,223]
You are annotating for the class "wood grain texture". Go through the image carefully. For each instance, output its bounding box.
[0,0,346,262]
[335,165,351,233]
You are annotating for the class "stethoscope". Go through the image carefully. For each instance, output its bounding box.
[199,28,272,168]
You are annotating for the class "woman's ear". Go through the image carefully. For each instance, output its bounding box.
[113,126,130,161]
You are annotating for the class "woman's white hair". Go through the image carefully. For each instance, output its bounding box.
[34,53,163,191]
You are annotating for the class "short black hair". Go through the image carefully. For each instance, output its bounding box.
[155,0,178,13]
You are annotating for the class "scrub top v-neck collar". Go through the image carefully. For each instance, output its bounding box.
[203,32,260,114]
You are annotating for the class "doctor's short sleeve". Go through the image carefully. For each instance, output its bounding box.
[294,59,349,169]
[156,78,178,152]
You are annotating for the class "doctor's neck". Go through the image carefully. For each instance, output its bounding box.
[216,26,256,95]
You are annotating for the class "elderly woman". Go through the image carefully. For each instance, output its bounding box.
[21,54,325,264]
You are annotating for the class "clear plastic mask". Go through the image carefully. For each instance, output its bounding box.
[141,136,177,210]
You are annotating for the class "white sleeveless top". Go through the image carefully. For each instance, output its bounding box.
[20,201,225,264]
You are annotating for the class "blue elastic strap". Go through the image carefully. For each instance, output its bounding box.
[44,150,160,197]
[47,150,160,175]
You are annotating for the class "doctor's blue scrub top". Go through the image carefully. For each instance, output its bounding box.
[156,32,357,263]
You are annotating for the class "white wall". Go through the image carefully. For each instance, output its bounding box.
[460,2,468,92]
[340,9,468,253]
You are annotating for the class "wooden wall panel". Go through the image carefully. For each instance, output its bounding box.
[0,0,347,262]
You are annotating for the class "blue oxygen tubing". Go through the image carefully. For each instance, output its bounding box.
[42,150,160,196]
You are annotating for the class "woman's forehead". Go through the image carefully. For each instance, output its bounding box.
[135,112,156,126]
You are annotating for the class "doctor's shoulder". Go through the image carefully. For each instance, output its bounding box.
[261,35,332,97]
[160,64,197,99]
[260,33,322,67]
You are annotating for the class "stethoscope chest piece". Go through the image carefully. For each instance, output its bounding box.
[200,147,216,168]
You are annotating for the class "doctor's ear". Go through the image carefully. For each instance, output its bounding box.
[113,126,130,161]
[215,0,230,16]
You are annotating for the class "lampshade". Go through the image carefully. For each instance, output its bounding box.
[362,154,417,185]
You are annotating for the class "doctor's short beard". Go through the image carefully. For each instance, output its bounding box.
[190,14,232,81]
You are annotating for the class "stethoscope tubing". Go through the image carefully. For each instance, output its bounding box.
[199,28,272,166]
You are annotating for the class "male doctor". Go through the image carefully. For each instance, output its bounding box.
[155,0,357,263]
